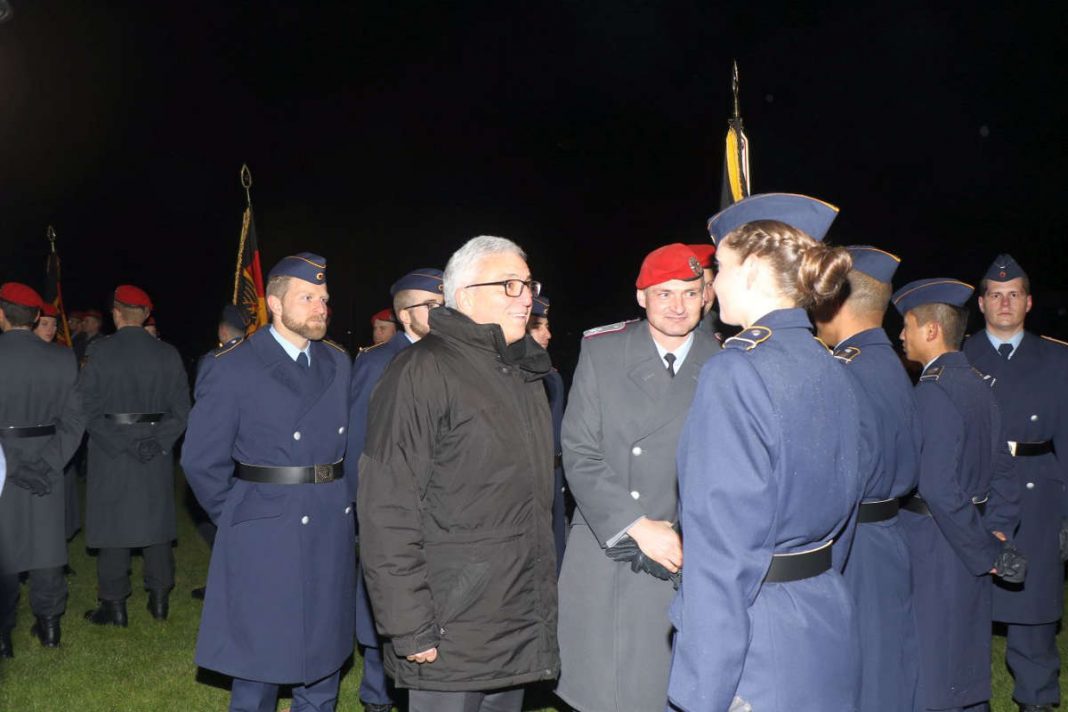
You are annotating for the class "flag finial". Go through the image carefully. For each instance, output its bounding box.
[240,163,253,207]
[47,225,57,252]
[731,60,741,120]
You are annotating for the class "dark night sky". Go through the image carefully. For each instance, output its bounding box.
[1,2,1065,370]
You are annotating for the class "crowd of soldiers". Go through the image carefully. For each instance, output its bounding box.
[0,191,1066,712]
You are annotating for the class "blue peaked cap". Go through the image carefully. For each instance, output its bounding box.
[892,278,974,316]
[390,268,444,296]
[707,193,840,244]
[267,252,327,284]
[531,292,550,318]
[983,254,1028,283]
[847,246,901,284]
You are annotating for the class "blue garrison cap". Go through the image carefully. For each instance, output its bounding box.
[390,268,444,296]
[847,246,901,284]
[707,192,840,244]
[220,304,249,331]
[892,278,974,316]
[267,252,327,284]
[531,292,550,318]
[984,254,1028,283]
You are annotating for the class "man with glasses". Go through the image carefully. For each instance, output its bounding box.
[556,244,718,712]
[346,268,444,712]
[964,255,1068,712]
[358,236,559,712]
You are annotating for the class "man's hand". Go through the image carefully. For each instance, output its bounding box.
[626,517,682,573]
[406,647,438,664]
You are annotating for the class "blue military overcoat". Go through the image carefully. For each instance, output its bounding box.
[901,350,1018,710]
[964,331,1068,624]
[182,328,355,685]
[834,328,922,712]
[669,308,862,712]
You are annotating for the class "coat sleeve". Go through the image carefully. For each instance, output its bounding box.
[668,354,778,712]
[180,356,240,522]
[154,347,191,453]
[984,399,1019,537]
[356,351,444,657]
[344,353,379,490]
[915,384,1001,575]
[37,350,85,476]
[561,340,646,545]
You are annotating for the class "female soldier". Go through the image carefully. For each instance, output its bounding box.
[668,197,862,712]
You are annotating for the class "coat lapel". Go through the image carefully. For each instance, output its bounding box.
[296,341,337,421]
[627,324,716,438]
[251,329,304,400]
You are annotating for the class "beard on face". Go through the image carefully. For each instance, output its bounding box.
[282,310,327,341]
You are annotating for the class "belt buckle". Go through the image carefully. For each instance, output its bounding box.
[313,464,333,484]
[1007,440,1018,457]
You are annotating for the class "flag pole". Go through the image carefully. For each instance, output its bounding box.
[233,165,254,305]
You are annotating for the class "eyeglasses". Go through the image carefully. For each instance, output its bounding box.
[464,279,542,298]
[402,300,443,311]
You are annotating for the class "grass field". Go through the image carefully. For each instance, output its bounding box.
[0,471,1063,711]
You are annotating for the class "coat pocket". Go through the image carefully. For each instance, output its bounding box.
[435,560,493,626]
[230,486,286,525]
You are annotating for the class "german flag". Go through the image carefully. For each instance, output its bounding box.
[43,226,72,346]
[232,205,268,334]
[720,61,751,209]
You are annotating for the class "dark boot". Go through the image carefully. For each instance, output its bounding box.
[1019,705,1055,712]
[147,590,169,621]
[84,599,128,627]
[190,586,206,600]
[362,703,393,712]
[30,616,61,648]
[0,629,12,658]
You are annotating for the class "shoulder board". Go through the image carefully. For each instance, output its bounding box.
[919,365,943,382]
[813,336,831,352]
[834,345,862,363]
[357,341,387,355]
[322,338,348,355]
[971,367,996,388]
[214,337,246,358]
[1041,335,1068,348]
[583,319,638,338]
[724,326,772,351]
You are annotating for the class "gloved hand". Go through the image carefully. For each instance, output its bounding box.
[134,437,164,463]
[1059,519,1068,562]
[10,457,53,496]
[993,541,1027,584]
[606,536,681,589]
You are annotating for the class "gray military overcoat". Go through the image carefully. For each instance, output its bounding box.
[556,320,718,712]
[0,329,84,573]
[80,326,190,548]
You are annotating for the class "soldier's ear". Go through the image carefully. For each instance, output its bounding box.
[977,296,986,315]
[266,294,283,317]
[635,289,647,309]
[1025,294,1033,314]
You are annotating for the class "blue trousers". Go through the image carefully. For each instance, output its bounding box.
[230,670,340,712]
[1005,621,1060,705]
[358,644,392,705]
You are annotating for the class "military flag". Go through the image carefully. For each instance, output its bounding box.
[720,61,751,208]
[232,164,268,333]
[43,225,73,346]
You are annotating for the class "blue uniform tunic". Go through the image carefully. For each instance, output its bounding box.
[669,308,862,712]
[834,328,922,712]
[182,328,355,685]
[901,350,1018,710]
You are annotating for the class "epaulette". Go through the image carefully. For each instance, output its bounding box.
[971,367,996,388]
[1041,335,1068,348]
[919,365,943,382]
[834,345,862,363]
[724,326,772,351]
[214,337,246,358]
[583,319,638,338]
[322,338,348,355]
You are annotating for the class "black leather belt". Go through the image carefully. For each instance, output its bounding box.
[857,498,900,523]
[235,461,343,485]
[763,542,832,583]
[106,412,165,425]
[0,424,57,439]
[901,495,987,517]
[1008,440,1054,457]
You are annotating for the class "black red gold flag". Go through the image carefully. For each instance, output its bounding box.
[232,204,268,334]
[44,225,72,346]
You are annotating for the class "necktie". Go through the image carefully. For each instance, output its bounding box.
[297,352,310,369]
[665,353,676,378]
[998,343,1013,360]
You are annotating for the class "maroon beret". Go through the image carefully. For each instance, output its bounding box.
[114,285,153,310]
[0,282,45,309]
[635,244,704,290]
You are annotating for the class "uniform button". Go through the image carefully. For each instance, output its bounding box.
[344,505,352,514]
[1031,414,1039,422]
[338,426,345,434]
[631,446,642,456]
[1026,482,1035,490]
[630,490,640,500]
[293,431,301,440]
[300,515,310,525]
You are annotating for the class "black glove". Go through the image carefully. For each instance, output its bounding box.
[1059,520,1068,562]
[134,437,164,463]
[993,541,1027,584]
[10,457,53,496]
[606,536,681,589]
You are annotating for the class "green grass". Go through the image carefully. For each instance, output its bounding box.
[0,471,1063,710]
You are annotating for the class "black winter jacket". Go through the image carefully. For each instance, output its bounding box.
[357,307,560,690]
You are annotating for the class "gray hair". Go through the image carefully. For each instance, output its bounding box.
[443,236,527,308]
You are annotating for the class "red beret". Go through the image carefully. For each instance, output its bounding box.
[0,282,45,309]
[114,285,153,310]
[635,244,704,290]
[687,244,716,269]
[40,303,58,317]
[370,308,395,326]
